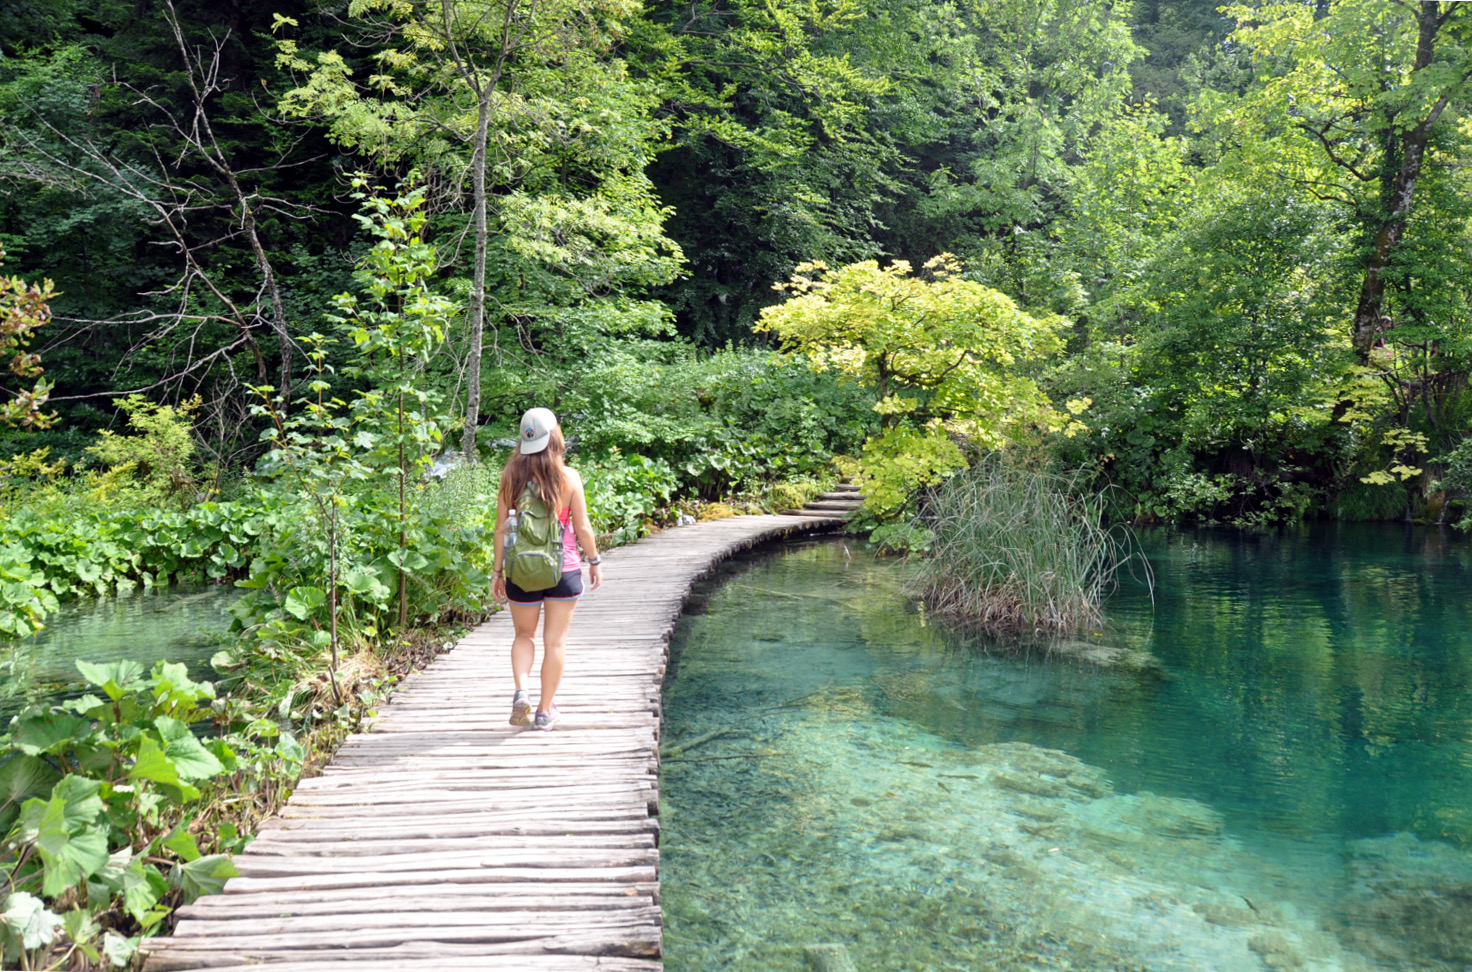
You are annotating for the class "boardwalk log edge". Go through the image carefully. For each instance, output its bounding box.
[141,513,844,971]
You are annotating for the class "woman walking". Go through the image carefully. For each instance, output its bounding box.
[492,407,603,730]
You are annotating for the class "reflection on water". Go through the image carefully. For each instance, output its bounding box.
[661,527,1472,971]
[0,585,237,707]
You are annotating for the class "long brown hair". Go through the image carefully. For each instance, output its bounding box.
[497,425,568,511]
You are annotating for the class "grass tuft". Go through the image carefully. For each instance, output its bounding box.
[907,453,1142,635]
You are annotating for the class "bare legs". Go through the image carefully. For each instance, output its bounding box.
[508,598,579,713]
[509,601,539,692]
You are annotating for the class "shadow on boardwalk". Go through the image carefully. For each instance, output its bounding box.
[141,513,845,972]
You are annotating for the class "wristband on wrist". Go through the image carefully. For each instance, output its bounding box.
[586,554,602,565]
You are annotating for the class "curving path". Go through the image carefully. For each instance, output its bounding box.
[141,512,846,972]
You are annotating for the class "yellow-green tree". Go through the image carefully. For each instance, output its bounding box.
[756,255,1072,514]
[0,248,56,430]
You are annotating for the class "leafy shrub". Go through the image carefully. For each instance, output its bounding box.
[0,499,274,640]
[581,451,679,544]
[232,492,493,655]
[0,660,269,968]
[87,396,209,510]
[907,454,1137,634]
[0,547,57,638]
[765,480,822,511]
[1332,478,1409,522]
[696,502,735,521]
[559,347,873,498]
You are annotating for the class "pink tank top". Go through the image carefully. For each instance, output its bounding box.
[558,508,579,573]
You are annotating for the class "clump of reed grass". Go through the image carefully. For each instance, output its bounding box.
[907,454,1137,635]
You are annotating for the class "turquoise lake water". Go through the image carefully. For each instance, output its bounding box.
[660,527,1472,971]
[0,585,237,708]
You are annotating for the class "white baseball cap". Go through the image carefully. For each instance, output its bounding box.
[518,407,558,454]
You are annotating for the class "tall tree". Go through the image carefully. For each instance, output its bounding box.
[277,0,681,456]
[1211,0,1472,362]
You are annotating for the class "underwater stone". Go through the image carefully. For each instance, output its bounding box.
[1247,931,1304,970]
[991,769,1068,798]
[1009,798,1065,821]
[976,742,1113,801]
[1062,792,1225,852]
[1065,771,1113,799]
[1113,792,1225,837]
[1191,901,1258,928]
[982,843,1026,868]
[1334,833,1472,966]
[1048,638,1162,670]
[804,943,860,972]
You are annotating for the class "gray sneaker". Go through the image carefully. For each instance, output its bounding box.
[533,705,559,731]
[509,689,532,727]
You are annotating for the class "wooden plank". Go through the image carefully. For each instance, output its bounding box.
[180,883,657,916]
[231,848,658,877]
[144,938,662,970]
[142,512,843,970]
[174,906,663,937]
[244,833,656,857]
[217,865,659,895]
[150,921,662,952]
[146,960,660,972]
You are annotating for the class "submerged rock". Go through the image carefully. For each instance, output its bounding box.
[804,943,859,972]
[975,741,1115,803]
[1065,792,1225,851]
[1247,930,1305,970]
[1048,637,1162,670]
[1332,832,1472,968]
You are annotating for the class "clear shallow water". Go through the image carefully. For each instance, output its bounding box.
[660,527,1472,971]
[0,585,237,708]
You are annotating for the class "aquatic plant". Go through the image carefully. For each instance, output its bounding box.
[907,454,1138,634]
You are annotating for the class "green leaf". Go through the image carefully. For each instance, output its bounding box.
[62,693,106,718]
[0,754,60,811]
[19,795,111,896]
[61,907,100,949]
[150,661,215,714]
[102,931,139,968]
[342,569,377,594]
[170,854,238,902]
[12,711,89,757]
[127,735,180,788]
[155,717,225,783]
[51,775,103,831]
[161,827,201,863]
[74,660,146,701]
[91,850,165,928]
[283,586,326,620]
[90,847,135,894]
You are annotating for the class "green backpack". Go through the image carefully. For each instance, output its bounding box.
[505,485,565,591]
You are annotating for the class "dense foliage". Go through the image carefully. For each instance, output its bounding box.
[3,0,1468,526]
[3,0,1472,962]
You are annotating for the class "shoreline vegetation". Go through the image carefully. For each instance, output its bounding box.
[906,455,1142,636]
[0,459,828,969]
[2,0,1470,965]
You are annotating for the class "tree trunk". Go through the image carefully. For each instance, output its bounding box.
[461,85,492,461]
[1351,1,1452,362]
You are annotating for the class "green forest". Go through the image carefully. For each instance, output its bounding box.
[0,0,1470,963]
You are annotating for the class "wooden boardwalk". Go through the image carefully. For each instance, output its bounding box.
[142,513,844,972]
